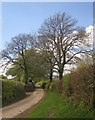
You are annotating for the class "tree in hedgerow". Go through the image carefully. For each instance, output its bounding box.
[2,34,36,84]
[38,12,90,80]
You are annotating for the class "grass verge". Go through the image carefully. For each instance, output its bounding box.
[26,91,94,118]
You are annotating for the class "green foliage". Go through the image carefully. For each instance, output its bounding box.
[62,74,71,96]
[45,82,50,90]
[35,80,45,87]
[26,49,50,81]
[68,65,93,107]
[35,80,48,89]
[26,91,94,118]
[49,83,54,91]
[24,82,35,92]
[63,74,70,86]
[6,49,50,83]
[2,80,26,106]
[53,80,63,93]
[35,80,54,90]
[6,65,24,82]
[0,75,7,80]
[53,65,93,108]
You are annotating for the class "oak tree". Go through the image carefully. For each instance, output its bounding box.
[38,12,89,80]
[2,34,35,84]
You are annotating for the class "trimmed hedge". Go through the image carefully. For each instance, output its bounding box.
[2,80,26,106]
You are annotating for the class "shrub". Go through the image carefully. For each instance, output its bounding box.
[24,82,35,92]
[62,74,71,96]
[41,81,47,89]
[35,80,45,87]
[35,80,54,90]
[35,80,47,89]
[53,65,93,108]
[0,75,7,80]
[53,80,63,93]
[45,82,50,89]
[49,83,54,91]
[68,65,93,107]
[2,80,26,106]
[53,74,70,94]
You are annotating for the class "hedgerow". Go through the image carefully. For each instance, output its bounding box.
[2,80,26,106]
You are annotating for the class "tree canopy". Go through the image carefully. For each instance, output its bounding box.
[1,12,91,83]
[38,12,89,80]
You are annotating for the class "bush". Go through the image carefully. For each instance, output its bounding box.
[49,83,54,91]
[0,75,7,80]
[35,80,45,87]
[41,82,47,89]
[53,65,93,108]
[53,80,63,93]
[53,74,70,94]
[2,80,26,106]
[24,82,35,92]
[35,80,54,90]
[67,65,93,107]
[35,80,47,89]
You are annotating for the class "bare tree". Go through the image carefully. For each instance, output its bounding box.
[37,35,56,82]
[2,34,34,84]
[38,12,89,80]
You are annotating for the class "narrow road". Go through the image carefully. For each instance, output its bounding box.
[2,89,44,118]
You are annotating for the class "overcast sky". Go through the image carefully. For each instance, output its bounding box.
[1,2,93,51]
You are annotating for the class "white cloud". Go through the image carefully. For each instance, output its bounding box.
[0,59,12,76]
[85,25,93,47]
[86,25,93,33]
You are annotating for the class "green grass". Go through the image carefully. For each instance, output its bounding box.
[26,91,94,118]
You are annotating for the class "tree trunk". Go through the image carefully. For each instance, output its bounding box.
[22,54,28,85]
[58,66,64,80]
[24,68,28,84]
[24,60,28,85]
[58,64,64,80]
[59,70,63,80]
[50,68,53,82]
[30,80,35,88]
